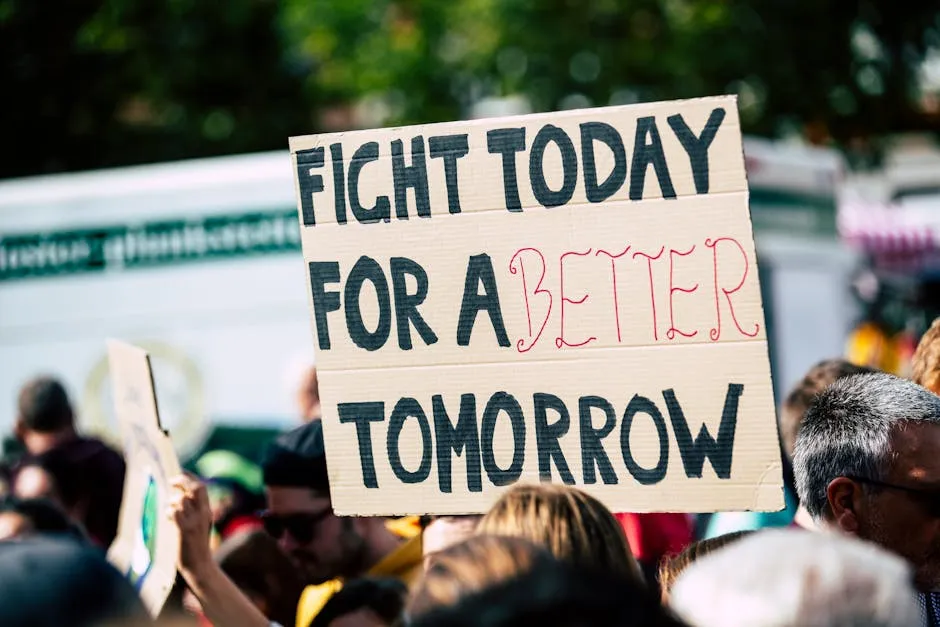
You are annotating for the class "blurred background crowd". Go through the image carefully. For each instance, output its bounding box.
[2,1,940,626]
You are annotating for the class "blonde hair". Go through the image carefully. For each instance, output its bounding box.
[658,531,753,602]
[913,317,940,395]
[478,483,642,582]
[407,534,552,618]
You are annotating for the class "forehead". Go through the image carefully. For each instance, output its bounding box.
[888,422,940,482]
[266,486,331,512]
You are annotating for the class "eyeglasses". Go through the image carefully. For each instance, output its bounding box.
[260,509,333,544]
[845,475,940,517]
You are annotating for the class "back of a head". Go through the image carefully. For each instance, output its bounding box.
[913,317,940,395]
[0,537,148,627]
[412,557,685,627]
[478,483,642,582]
[793,372,940,520]
[657,531,753,599]
[15,440,125,547]
[408,534,555,618]
[262,419,329,493]
[311,577,407,627]
[17,376,74,433]
[215,530,306,627]
[669,529,920,627]
[779,359,878,458]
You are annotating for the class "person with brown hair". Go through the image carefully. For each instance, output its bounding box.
[657,530,753,602]
[310,577,407,627]
[407,534,555,619]
[912,317,940,395]
[477,483,643,582]
[11,375,125,547]
[411,557,685,627]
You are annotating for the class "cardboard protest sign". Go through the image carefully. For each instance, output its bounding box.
[106,340,181,618]
[290,96,783,516]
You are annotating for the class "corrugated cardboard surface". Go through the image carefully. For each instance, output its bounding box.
[106,340,181,618]
[290,96,783,515]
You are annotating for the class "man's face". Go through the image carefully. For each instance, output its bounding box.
[265,486,367,585]
[856,423,940,590]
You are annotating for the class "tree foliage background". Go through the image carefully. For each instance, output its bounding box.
[2,0,939,179]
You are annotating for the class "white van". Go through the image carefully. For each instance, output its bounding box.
[0,151,309,456]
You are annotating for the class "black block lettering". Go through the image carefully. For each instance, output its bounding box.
[433,394,482,493]
[457,254,510,347]
[338,401,385,489]
[629,117,676,201]
[429,134,470,214]
[329,143,348,224]
[387,397,433,484]
[344,256,392,351]
[667,107,726,195]
[308,261,341,350]
[295,148,324,226]
[620,394,669,485]
[533,393,575,484]
[579,395,618,485]
[481,391,526,486]
[348,141,391,223]
[486,128,526,212]
[580,122,627,203]
[530,124,578,208]
[391,136,430,219]
[390,257,438,350]
[662,383,742,479]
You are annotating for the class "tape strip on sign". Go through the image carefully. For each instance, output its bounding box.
[289,95,783,516]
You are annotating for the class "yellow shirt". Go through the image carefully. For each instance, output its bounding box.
[295,517,423,627]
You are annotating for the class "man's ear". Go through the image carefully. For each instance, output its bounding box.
[826,477,863,534]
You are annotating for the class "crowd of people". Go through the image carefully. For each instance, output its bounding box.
[2,316,940,626]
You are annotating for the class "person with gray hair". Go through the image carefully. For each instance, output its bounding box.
[669,529,920,627]
[792,372,940,625]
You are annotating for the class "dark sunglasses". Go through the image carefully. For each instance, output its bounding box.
[260,509,333,544]
[846,475,940,517]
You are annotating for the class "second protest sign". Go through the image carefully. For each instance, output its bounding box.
[290,95,783,515]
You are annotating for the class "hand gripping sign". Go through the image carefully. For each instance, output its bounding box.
[289,96,783,516]
[106,340,182,618]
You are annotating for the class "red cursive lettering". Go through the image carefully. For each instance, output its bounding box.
[632,247,665,341]
[509,248,553,352]
[556,249,597,348]
[595,246,631,342]
[705,237,760,341]
[666,246,699,340]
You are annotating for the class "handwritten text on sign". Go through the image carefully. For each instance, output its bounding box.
[290,96,782,515]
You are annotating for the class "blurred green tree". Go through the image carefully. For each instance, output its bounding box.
[0,0,312,178]
[1,0,938,178]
